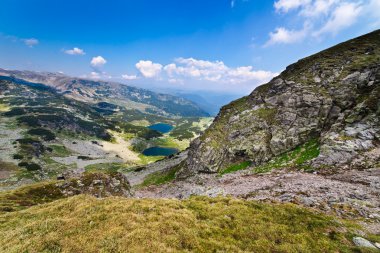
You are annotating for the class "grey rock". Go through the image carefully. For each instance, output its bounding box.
[352,237,377,248]
[177,30,380,178]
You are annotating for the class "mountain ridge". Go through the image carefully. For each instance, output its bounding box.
[178,29,380,176]
[0,68,209,118]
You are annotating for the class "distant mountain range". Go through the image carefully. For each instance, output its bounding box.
[175,92,242,116]
[0,68,209,118]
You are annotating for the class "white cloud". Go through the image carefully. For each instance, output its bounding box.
[83,71,112,80]
[268,0,372,46]
[128,57,277,93]
[90,71,101,79]
[314,2,362,36]
[265,27,308,46]
[135,60,163,78]
[23,38,39,47]
[274,0,311,12]
[299,0,338,17]
[367,0,380,26]
[162,57,276,84]
[65,47,85,55]
[121,74,138,80]
[91,56,107,67]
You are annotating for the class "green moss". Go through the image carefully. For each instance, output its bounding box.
[220,161,252,175]
[254,107,277,124]
[253,138,320,174]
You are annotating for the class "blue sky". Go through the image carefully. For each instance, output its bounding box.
[0,0,379,95]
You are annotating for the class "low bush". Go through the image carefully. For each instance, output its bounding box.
[27,128,56,141]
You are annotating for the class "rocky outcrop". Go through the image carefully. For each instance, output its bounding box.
[178,30,380,178]
[56,172,132,198]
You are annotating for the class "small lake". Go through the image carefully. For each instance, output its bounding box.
[148,123,173,133]
[142,146,178,156]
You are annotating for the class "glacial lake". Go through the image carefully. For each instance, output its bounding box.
[148,123,173,133]
[142,146,178,156]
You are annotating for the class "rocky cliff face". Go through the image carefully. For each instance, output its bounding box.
[178,30,380,178]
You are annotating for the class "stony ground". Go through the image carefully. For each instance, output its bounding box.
[136,166,380,232]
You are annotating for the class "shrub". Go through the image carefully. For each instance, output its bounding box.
[18,162,42,171]
[27,128,56,141]
[13,154,24,160]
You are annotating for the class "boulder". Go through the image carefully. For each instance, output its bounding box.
[352,237,377,249]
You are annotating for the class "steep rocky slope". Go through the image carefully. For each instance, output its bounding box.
[179,29,380,177]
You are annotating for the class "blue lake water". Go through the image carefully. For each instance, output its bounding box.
[148,123,173,133]
[142,146,178,156]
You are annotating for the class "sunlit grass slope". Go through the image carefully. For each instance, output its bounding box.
[1,195,378,253]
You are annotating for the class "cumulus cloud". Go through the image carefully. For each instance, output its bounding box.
[161,57,276,84]
[129,57,277,93]
[121,74,138,80]
[267,0,374,46]
[136,60,163,78]
[91,56,107,68]
[23,38,39,47]
[81,71,112,80]
[265,27,308,46]
[64,47,85,55]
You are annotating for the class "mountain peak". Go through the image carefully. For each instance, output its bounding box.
[179,29,380,177]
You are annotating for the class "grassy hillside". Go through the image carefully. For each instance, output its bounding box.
[0,195,379,252]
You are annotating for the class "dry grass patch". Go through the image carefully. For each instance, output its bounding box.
[0,195,379,252]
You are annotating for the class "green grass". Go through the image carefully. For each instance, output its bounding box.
[85,163,134,174]
[254,107,277,124]
[0,181,63,213]
[253,138,320,174]
[140,166,179,187]
[137,154,165,165]
[0,103,10,112]
[47,144,72,157]
[0,195,379,252]
[220,161,252,175]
